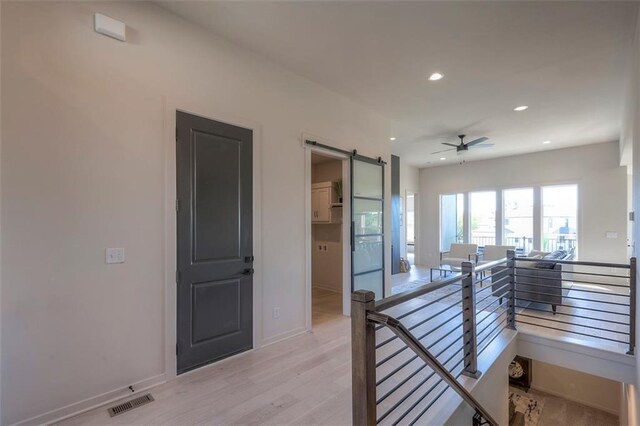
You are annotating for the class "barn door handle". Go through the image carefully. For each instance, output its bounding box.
[242,268,255,276]
[244,255,254,263]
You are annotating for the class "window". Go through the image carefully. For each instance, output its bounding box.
[542,185,577,253]
[470,191,496,247]
[503,188,534,253]
[440,193,464,251]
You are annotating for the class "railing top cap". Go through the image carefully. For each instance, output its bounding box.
[352,290,375,302]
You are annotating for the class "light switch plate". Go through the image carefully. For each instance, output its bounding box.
[106,248,125,264]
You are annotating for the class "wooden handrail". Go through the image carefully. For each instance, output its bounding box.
[367,311,498,426]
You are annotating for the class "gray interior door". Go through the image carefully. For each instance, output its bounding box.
[176,111,253,374]
[351,156,385,300]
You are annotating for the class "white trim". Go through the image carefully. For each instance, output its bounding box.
[529,384,620,416]
[303,133,351,327]
[11,374,166,426]
[163,96,264,381]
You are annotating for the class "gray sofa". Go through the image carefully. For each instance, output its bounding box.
[491,249,574,313]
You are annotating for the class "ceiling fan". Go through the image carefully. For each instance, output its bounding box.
[431,134,493,155]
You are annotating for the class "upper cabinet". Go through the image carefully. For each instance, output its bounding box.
[312,181,342,224]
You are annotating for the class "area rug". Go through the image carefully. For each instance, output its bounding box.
[509,388,544,426]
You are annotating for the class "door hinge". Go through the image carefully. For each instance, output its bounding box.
[176,270,180,284]
[175,199,180,212]
[176,343,180,356]
[175,127,178,141]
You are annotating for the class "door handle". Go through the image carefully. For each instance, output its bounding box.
[244,256,255,263]
[242,268,255,276]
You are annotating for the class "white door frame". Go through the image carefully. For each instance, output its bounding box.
[303,134,352,330]
[163,97,263,381]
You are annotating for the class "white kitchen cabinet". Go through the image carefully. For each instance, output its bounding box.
[311,181,342,224]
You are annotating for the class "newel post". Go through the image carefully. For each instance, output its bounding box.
[351,290,377,426]
[506,249,517,330]
[461,261,481,378]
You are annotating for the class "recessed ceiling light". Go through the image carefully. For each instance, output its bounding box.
[440,157,446,161]
[542,140,551,145]
[390,137,396,141]
[429,73,444,81]
[514,105,528,111]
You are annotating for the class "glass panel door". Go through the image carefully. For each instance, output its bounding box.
[503,188,534,254]
[351,157,385,300]
[469,191,496,248]
[542,185,578,253]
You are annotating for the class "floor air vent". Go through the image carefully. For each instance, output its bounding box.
[108,393,154,417]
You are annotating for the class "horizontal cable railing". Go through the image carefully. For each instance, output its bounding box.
[352,256,515,426]
[513,256,636,354]
[352,251,637,425]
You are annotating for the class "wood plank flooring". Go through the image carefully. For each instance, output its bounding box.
[59,289,351,426]
[57,267,626,425]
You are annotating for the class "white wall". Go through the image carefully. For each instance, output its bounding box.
[0,2,390,424]
[628,5,640,424]
[399,160,419,261]
[0,2,3,422]
[531,360,621,415]
[418,142,628,266]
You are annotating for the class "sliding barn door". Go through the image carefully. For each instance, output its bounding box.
[351,157,385,300]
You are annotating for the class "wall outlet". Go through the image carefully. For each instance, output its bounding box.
[273,307,280,319]
[318,244,322,251]
[106,248,125,264]
[323,245,328,251]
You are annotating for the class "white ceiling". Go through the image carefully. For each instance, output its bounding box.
[160,1,638,167]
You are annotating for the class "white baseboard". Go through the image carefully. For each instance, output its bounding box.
[12,374,166,426]
[530,384,619,416]
[261,327,308,347]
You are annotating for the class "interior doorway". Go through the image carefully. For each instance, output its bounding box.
[310,152,347,326]
[406,192,417,266]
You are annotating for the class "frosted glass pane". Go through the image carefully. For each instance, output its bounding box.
[353,160,382,199]
[354,199,383,235]
[354,270,383,300]
[353,236,383,274]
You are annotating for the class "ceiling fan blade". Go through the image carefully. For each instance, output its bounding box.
[442,142,459,147]
[431,147,456,154]
[470,143,494,148]
[465,137,489,147]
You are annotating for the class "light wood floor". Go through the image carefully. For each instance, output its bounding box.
[58,273,622,425]
[59,289,349,426]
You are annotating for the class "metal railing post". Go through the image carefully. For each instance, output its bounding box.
[506,249,517,330]
[461,261,480,378]
[628,257,636,356]
[351,290,377,425]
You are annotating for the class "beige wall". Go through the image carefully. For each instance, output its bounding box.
[0,2,390,424]
[418,142,628,266]
[532,360,621,415]
[312,160,343,293]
